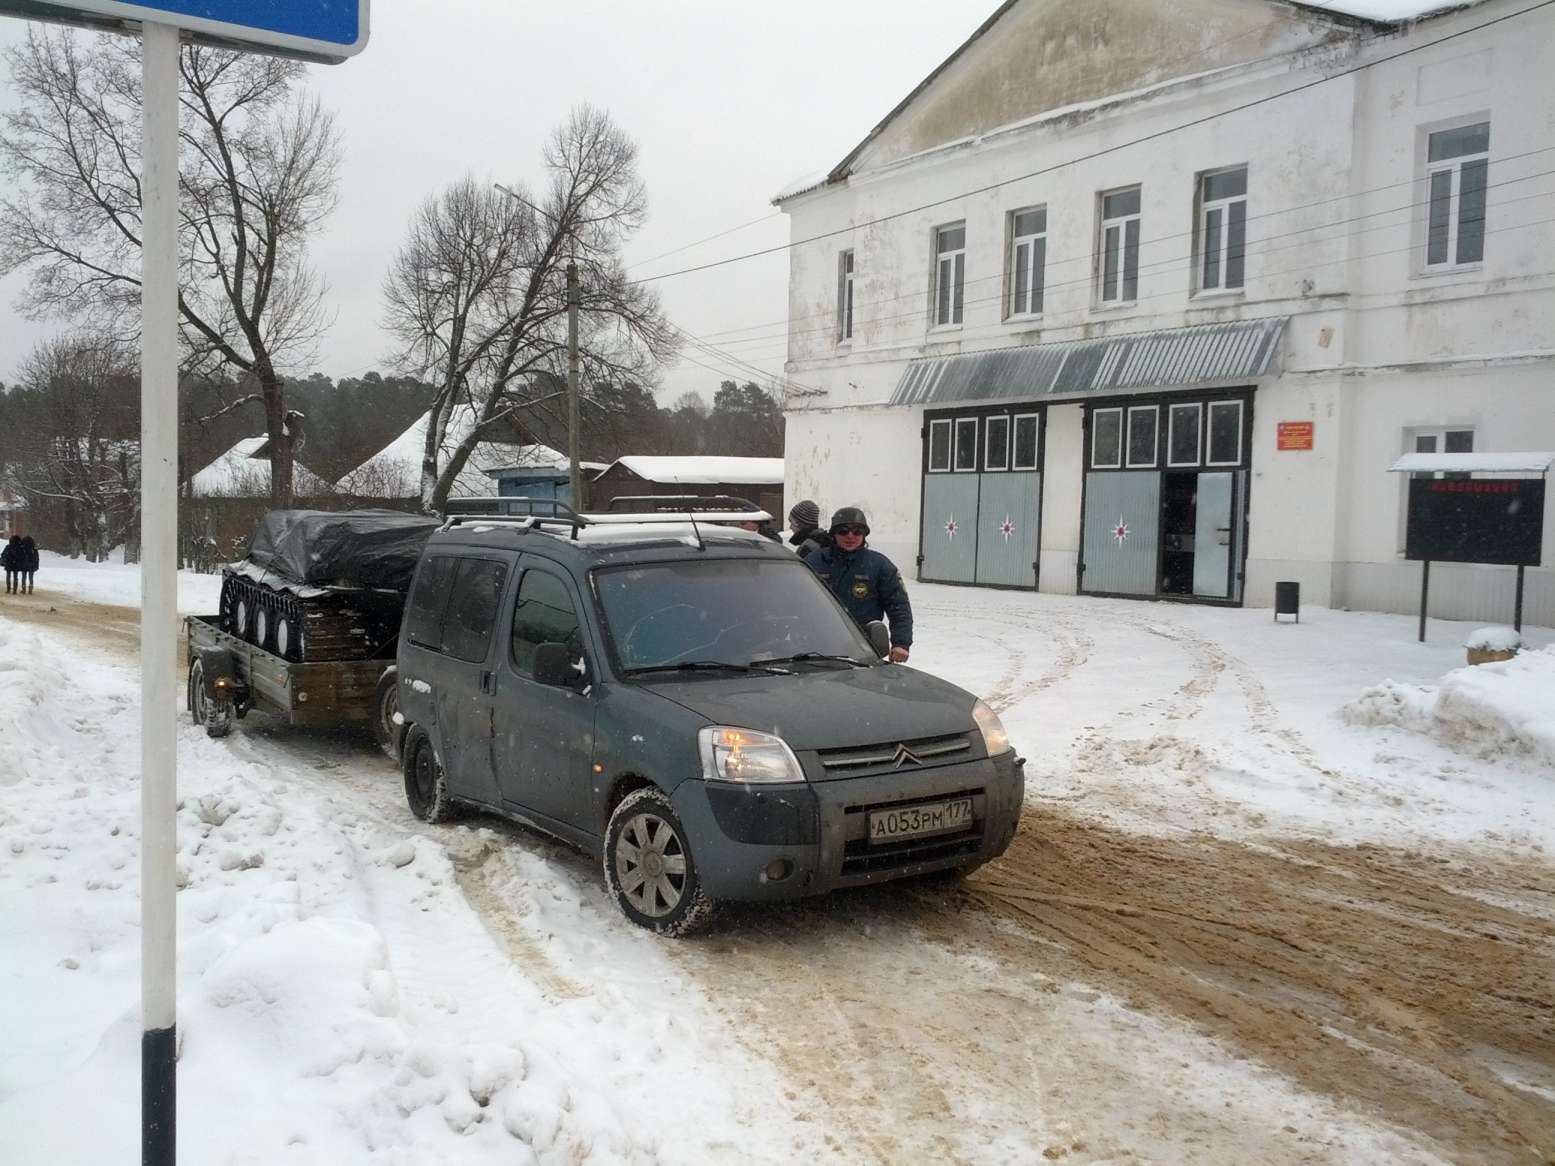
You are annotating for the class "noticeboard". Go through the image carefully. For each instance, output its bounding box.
[1405,477,1544,566]
[1277,421,1314,450]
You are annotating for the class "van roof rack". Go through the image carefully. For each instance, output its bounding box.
[440,496,772,543]
[605,493,762,514]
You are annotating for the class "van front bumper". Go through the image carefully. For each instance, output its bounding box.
[671,750,1024,902]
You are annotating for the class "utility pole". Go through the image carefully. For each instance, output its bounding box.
[567,258,581,507]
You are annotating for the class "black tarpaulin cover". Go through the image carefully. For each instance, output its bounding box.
[243,510,441,591]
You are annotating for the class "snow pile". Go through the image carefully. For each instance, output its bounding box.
[0,620,656,1164]
[1341,646,1555,767]
[1465,626,1521,652]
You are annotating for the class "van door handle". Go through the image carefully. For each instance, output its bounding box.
[481,670,494,694]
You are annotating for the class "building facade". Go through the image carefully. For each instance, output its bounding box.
[777,0,1554,623]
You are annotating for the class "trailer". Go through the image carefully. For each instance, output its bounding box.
[185,614,404,758]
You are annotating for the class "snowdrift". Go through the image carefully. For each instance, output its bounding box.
[1341,645,1555,767]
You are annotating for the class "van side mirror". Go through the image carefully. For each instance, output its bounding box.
[533,642,582,686]
[865,620,891,659]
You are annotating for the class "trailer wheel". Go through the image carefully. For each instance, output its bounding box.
[254,605,271,652]
[187,658,234,739]
[373,667,407,762]
[234,596,252,641]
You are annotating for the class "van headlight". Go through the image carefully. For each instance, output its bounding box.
[972,700,1011,756]
[698,726,805,784]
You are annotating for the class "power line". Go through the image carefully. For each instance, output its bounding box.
[632,0,1554,285]
[694,147,1555,346]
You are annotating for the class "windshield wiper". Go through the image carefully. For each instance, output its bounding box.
[625,659,759,677]
[758,652,869,669]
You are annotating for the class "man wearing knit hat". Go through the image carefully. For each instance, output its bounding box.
[806,506,913,662]
[786,499,830,560]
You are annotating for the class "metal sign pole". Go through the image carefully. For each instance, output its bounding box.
[140,20,180,1166]
[1418,559,1430,644]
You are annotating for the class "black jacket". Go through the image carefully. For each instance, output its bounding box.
[788,525,831,560]
[807,542,913,648]
[0,538,19,571]
[19,536,38,572]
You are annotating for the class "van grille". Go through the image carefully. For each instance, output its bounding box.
[817,731,972,773]
[839,787,984,877]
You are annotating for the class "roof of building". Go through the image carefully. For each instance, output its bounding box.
[888,318,1287,407]
[774,0,1490,204]
[336,406,535,498]
[1388,452,1555,474]
[188,436,334,497]
[602,455,786,485]
[478,442,610,476]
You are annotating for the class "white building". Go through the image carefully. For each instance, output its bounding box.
[777,0,1554,624]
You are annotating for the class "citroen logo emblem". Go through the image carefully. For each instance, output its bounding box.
[891,744,922,768]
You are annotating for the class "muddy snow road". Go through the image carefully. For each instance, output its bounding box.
[11,589,1553,1164]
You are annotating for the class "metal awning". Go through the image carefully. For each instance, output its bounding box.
[1388,452,1555,474]
[888,317,1287,407]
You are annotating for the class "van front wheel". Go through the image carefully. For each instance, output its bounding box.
[604,788,715,937]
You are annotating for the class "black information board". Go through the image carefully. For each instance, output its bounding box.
[1405,478,1544,566]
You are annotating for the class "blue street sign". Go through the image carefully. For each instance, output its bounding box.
[0,0,369,62]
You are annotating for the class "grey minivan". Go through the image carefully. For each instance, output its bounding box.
[396,512,1024,936]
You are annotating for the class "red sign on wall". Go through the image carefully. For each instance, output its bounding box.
[1278,421,1314,451]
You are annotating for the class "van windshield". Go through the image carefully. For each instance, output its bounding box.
[594,558,874,674]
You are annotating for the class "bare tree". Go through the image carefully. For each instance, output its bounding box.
[0,29,341,505]
[11,333,140,561]
[382,105,679,513]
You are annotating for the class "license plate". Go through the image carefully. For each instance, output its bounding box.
[868,797,973,844]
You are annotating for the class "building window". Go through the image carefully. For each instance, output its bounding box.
[1098,187,1141,304]
[1091,408,1123,469]
[1012,413,1040,471]
[1206,400,1244,466]
[1167,402,1202,466]
[934,223,966,327]
[1197,167,1247,292]
[1008,207,1046,317]
[1126,406,1158,468]
[985,415,1010,472]
[953,417,978,471]
[837,249,855,341]
[927,419,952,472]
[1425,122,1488,268]
[1409,427,1474,479]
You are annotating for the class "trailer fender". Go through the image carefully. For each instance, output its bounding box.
[195,644,248,709]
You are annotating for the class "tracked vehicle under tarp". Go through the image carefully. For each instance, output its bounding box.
[219,510,441,663]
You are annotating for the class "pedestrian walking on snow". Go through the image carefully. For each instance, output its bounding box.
[1,534,20,594]
[806,506,913,662]
[18,534,38,594]
[786,499,830,560]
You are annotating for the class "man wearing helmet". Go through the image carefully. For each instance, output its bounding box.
[805,506,913,663]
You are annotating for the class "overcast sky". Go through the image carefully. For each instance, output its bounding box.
[0,0,995,401]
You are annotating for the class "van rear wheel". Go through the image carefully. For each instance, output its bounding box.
[604,788,715,937]
[402,726,452,823]
[373,667,407,762]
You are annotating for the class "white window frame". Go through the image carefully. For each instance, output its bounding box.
[1012,412,1040,471]
[1090,408,1123,469]
[837,249,855,341]
[984,414,1011,473]
[1205,400,1244,467]
[1097,186,1142,306]
[1167,402,1203,467]
[1125,405,1159,469]
[927,418,952,473]
[1007,206,1046,319]
[1420,117,1489,273]
[933,222,966,328]
[953,416,978,472]
[1195,166,1247,295]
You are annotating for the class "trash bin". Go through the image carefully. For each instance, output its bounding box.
[1274,581,1300,623]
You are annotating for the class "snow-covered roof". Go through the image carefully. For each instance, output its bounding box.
[606,455,785,485]
[188,436,333,497]
[1388,452,1555,474]
[771,169,831,204]
[478,443,610,476]
[1303,1,1485,21]
[336,407,529,498]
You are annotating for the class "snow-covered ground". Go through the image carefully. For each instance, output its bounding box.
[1,560,1550,1164]
[33,550,224,615]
